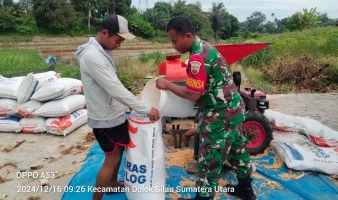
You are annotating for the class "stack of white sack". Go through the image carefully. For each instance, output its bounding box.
[0,72,88,136]
[0,75,24,132]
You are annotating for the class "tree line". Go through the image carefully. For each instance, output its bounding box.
[0,0,337,41]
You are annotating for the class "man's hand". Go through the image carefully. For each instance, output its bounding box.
[156,78,171,90]
[148,107,160,121]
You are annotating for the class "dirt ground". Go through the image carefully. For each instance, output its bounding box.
[0,125,93,200]
[268,93,338,131]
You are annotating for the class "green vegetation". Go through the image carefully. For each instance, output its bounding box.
[234,27,338,93]
[243,67,272,94]
[0,50,162,94]
[138,51,164,64]
[127,13,156,38]
[0,50,80,79]
[236,27,338,68]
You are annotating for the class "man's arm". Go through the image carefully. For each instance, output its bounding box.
[82,50,152,115]
[157,54,207,102]
[165,82,202,102]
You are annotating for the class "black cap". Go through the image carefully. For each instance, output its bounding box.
[101,14,135,40]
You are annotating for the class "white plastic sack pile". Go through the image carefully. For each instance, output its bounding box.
[265,110,338,147]
[18,100,43,118]
[0,116,22,132]
[31,78,83,102]
[0,76,25,99]
[17,71,61,103]
[124,111,166,200]
[31,95,86,118]
[0,99,18,116]
[273,142,338,175]
[271,130,310,144]
[20,117,47,133]
[45,109,88,136]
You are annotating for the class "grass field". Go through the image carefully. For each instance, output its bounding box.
[226,27,338,94]
[0,50,81,79]
[0,49,182,94]
[225,27,338,58]
[2,27,337,95]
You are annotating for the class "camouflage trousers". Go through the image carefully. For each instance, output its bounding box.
[196,108,253,198]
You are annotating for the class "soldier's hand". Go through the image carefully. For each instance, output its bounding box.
[156,78,170,90]
[148,107,160,121]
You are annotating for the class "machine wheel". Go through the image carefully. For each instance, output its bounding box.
[243,110,273,155]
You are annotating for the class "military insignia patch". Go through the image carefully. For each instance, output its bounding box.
[190,61,202,75]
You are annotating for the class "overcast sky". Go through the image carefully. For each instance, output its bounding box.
[134,0,338,22]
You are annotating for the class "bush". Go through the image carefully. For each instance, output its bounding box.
[138,52,149,62]
[35,0,76,32]
[149,30,169,43]
[15,25,38,35]
[199,27,215,43]
[264,54,333,92]
[0,11,16,33]
[138,51,165,65]
[241,46,275,68]
[247,32,261,39]
[126,13,155,38]
[324,37,338,55]
[14,14,38,35]
[155,30,167,37]
[118,73,132,89]
[66,13,98,36]
[322,58,338,84]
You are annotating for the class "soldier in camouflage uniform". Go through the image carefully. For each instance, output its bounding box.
[156,16,256,200]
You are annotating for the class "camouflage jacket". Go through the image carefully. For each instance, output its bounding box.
[186,37,246,126]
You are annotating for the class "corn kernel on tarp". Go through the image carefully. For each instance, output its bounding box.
[61,141,338,200]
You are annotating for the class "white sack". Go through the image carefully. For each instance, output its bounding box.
[273,142,338,175]
[46,109,88,136]
[0,98,18,116]
[0,116,22,132]
[124,111,166,200]
[32,95,86,118]
[20,117,47,133]
[0,76,25,99]
[18,100,43,118]
[31,78,83,102]
[17,71,61,103]
[272,130,310,144]
[265,109,338,147]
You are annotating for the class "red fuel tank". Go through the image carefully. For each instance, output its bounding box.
[158,55,187,82]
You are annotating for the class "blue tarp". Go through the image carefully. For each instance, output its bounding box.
[62,141,338,200]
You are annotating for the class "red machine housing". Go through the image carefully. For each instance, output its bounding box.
[158,43,272,82]
[158,55,187,82]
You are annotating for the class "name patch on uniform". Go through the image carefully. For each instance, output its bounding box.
[186,77,205,90]
[190,61,202,75]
